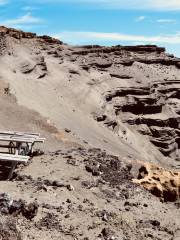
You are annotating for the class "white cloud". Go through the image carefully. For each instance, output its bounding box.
[157,19,176,23]
[135,16,146,22]
[0,0,8,5]
[2,13,43,27]
[53,31,180,45]
[22,6,39,11]
[34,0,180,10]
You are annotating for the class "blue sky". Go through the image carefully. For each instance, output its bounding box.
[1,0,180,56]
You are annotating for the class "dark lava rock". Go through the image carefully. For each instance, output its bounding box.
[32,149,44,157]
[0,193,12,214]
[65,128,71,133]
[10,200,38,220]
[9,199,25,216]
[23,202,39,220]
[100,227,116,240]
[0,193,38,220]
[52,180,65,187]
[85,163,101,176]
[149,220,161,227]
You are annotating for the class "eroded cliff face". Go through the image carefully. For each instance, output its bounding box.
[69,45,180,165]
[101,80,180,159]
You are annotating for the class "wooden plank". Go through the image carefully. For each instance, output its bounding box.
[0,138,34,143]
[0,136,45,143]
[8,162,17,180]
[0,134,41,140]
[0,157,29,163]
[0,156,29,160]
[14,132,40,136]
[0,158,29,163]
[0,153,29,160]
[34,138,46,142]
[0,130,40,137]
[12,134,40,139]
[0,156,29,162]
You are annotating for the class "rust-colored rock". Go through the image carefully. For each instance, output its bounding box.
[133,162,180,202]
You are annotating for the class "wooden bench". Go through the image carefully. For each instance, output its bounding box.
[0,131,46,155]
[0,153,30,180]
[0,131,45,180]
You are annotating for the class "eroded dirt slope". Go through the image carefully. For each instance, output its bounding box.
[0,27,180,166]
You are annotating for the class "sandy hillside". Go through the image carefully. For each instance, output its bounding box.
[0,26,179,239]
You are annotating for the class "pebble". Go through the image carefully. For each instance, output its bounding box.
[67,184,74,191]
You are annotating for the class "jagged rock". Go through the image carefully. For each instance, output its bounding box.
[110,73,132,79]
[37,35,63,44]
[38,73,46,79]
[22,202,39,220]
[91,60,112,68]
[67,184,75,191]
[131,57,180,66]
[65,128,71,133]
[100,227,116,240]
[85,163,101,176]
[52,180,65,187]
[105,87,149,102]
[0,193,12,214]
[118,59,134,66]
[0,26,36,39]
[73,45,165,56]
[36,56,47,71]
[93,112,107,122]
[0,26,63,45]
[20,61,35,74]
[81,64,90,71]
[69,69,79,74]
[0,193,38,219]
[133,162,180,202]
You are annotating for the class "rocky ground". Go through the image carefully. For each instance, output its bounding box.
[0,26,179,239]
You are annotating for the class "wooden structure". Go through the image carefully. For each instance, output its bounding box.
[0,131,45,180]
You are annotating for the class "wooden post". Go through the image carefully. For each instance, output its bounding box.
[9,141,15,154]
[29,143,34,155]
[7,162,17,180]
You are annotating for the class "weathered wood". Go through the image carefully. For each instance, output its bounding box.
[0,136,45,143]
[0,130,45,180]
[0,131,45,150]
[8,162,17,180]
[0,153,29,159]
[0,153,29,162]
[0,130,40,137]
[0,134,42,140]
